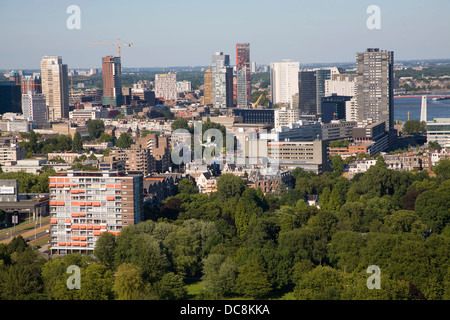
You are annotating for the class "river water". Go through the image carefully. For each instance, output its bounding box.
[394,94,450,122]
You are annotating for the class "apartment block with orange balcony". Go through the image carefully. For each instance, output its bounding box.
[49,169,143,255]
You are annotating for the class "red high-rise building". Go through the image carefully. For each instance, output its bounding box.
[102,56,123,107]
[236,43,251,107]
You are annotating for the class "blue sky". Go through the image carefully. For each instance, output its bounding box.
[1,0,449,69]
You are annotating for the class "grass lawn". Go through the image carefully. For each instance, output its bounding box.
[186,281,203,299]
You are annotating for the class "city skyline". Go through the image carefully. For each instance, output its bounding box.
[1,0,450,69]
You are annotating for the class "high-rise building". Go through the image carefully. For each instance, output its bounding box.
[356,48,394,131]
[204,68,213,105]
[212,52,233,108]
[298,71,317,115]
[325,74,357,97]
[270,60,300,107]
[236,67,248,107]
[155,73,177,102]
[40,56,69,121]
[22,92,47,126]
[315,69,331,116]
[0,82,22,114]
[212,52,229,72]
[21,75,42,95]
[236,43,251,107]
[102,56,123,107]
[321,94,352,123]
[49,170,144,255]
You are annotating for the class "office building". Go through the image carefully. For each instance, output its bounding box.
[236,43,251,106]
[270,60,300,107]
[315,69,331,116]
[298,71,317,114]
[40,56,69,120]
[352,121,389,155]
[22,91,47,126]
[356,48,394,131]
[203,68,213,105]
[102,56,123,107]
[427,118,450,148]
[321,120,357,141]
[49,170,144,255]
[155,73,177,102]
[321,94,352,123]
[0,82,22,114]
[268,140,328,173]
[233,108,274,124]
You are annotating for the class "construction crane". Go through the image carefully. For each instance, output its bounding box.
[251,93,264,107]
[88,39,133,58]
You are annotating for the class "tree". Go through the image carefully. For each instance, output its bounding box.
[433,158,450,180]
[293,265,350,300]
[414,181,450,233]
[171,117,190,131]
[93,232,117,267]
[428,141,441,151]
[116,133,133,149]
[328,231,366,273]
[87,119,105,140]
[216,174,246,201]
[383,210,425,234]
[330,155,344,176]
[71,132,82,153]
[79,264,114,300]
[402,120,426,135]
[234,189,264,239]
[98,132,114,143]
[155,272,187,300]
[202,254,238,298]
[177,179,197,195]
[113,263,145,300]
[235,258,272,299]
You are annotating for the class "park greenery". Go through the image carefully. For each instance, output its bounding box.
[1,157,450,300]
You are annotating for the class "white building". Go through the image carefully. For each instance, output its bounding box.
[274,106,300,128]
[270,60,300,107]
[155,73,177,101]
[345,97,358,122]
[22,92,47,126]
[176,80,192,93]
[325,74,357,97]
[427,118,450,148]
[69,106,109,121]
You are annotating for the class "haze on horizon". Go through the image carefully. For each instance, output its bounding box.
[1,0,449,70]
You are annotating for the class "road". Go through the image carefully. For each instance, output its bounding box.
[0,222,50,245]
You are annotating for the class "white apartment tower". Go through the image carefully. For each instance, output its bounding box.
[40,56,69,121]
[155,73,177,101]
[270,60,300,107]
